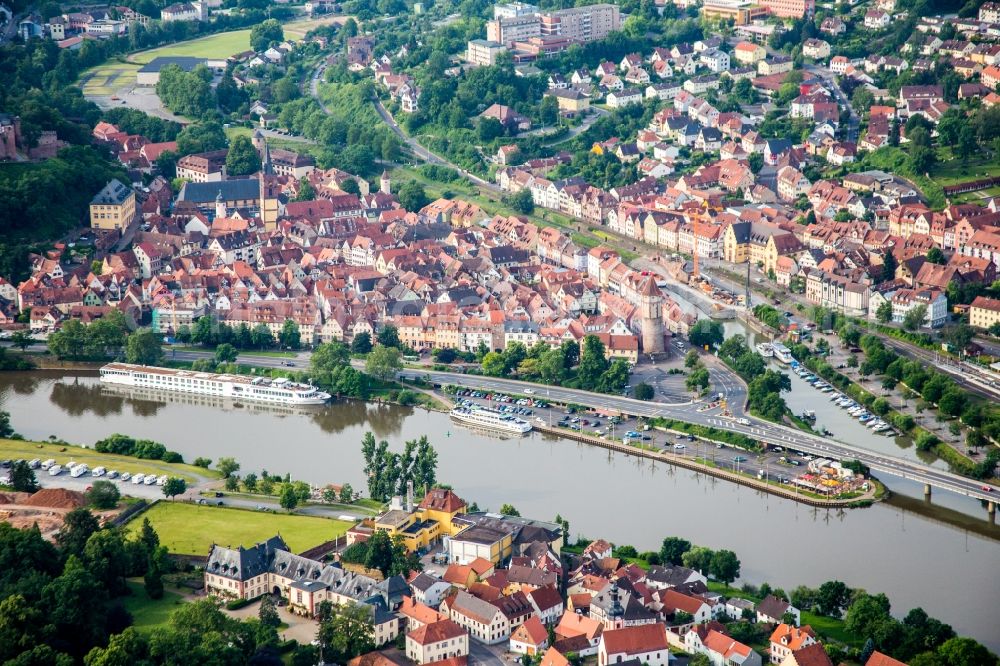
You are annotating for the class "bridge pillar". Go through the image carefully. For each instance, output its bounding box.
[923,483,932,498]
[988,501,996,517]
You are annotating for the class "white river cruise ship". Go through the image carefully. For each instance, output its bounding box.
[100,363,331,405]
[450,406,533,434]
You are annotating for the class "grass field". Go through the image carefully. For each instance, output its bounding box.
[128,501,352,555]
[79,62,140,96]
[122,580,188,632]
[131,15,342,65]
[224,126,320,157]
[0,438,214,483]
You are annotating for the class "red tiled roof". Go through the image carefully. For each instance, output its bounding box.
[600,624,669,655]
[408,619,466,646]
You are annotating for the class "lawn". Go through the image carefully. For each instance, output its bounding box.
[122,580,187,632]
[930,151,1000,186]
[131,30,253,64]
[128,501,352,555]
[0,438,214,484]
[706,582,863,649]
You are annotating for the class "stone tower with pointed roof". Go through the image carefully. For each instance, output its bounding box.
[639,275,664,354]
[380,169,391,195]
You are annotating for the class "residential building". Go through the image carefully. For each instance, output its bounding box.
[406,619,469,664]
[90,179,136,231]
[467,39,508,66]
[442,590,510,644]
[686,627,761,666]
[768,624,817,664]
[760,0,813,18]
[970,295,1000,330]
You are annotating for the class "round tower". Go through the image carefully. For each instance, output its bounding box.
[639,275,665,354]
[214,189,226,220]
[380,169,391,195]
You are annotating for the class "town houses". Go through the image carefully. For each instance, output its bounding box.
[199,488,846,666]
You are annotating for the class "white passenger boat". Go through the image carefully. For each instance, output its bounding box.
[756,343,774,357]
[100,363,331,406]
[772,343,794,364]
[450,406,532,434]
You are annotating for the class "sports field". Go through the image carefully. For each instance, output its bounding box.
[128,501,353,555]
[80,62,140,96]
[131,15,345,64]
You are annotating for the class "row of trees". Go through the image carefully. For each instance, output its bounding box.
[360,432,438,502]
[178,315,301,350]
[47,312,164,363]
[479,335,630,395]
[94,433,184,463]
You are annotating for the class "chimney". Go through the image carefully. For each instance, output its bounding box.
[406,480,414,513]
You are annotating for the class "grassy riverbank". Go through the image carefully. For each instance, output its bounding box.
[0,438,214,484]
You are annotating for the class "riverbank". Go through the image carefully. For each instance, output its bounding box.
[531,422,882,508]
[0,438,216,484]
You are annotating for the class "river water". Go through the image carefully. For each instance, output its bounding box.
[1,370,998,649]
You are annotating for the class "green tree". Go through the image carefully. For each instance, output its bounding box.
[317,601,375,663]
[351,332,373,354]
[659,537,692,566]
[9,460,38,492]
[876,300,893,323]
[377,325,401,348]
[634,383,654,400]
[280,484,299,511]
[482,351,506,377]
[577,335,610,390]
[279,319,301,349]
[9,330,33,351]
[144,551,164,600]
[85,480,120,509]
[225,135,261,177]
[681,546,714,574]
[710,549,741,587]
[217,457,240,478]
[250,323,274,349]
[688,320,724,348]
[215,343,238,363]
[365,345,402,381]
[499,503,521,516]
[397,180,429,212]
[294,177,316,202]
[56,508,101,559]
[339,483,354,504]
[815,580,851,618]
[259,594,280,629]
[243,473,258,493]
[845,592,892,638]
[903,304,928,331]
[686,367,710,393]
[685,350,700,368]
[162,477,186,500]
[250,19,284,51]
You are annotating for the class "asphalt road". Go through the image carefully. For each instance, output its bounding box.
[168,348,998,503]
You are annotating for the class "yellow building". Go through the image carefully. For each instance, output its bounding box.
[370,489,468,554]
[90,179,136,231]
[970,296,1000,330]
[547,88,590,115]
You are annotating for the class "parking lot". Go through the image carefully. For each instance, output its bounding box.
[1,458,173,500]
[441,387,822,486]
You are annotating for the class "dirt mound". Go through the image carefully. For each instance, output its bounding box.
[22,488,86,509]
[0,492,30,505]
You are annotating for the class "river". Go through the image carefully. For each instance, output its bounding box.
[1,370,998,650]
